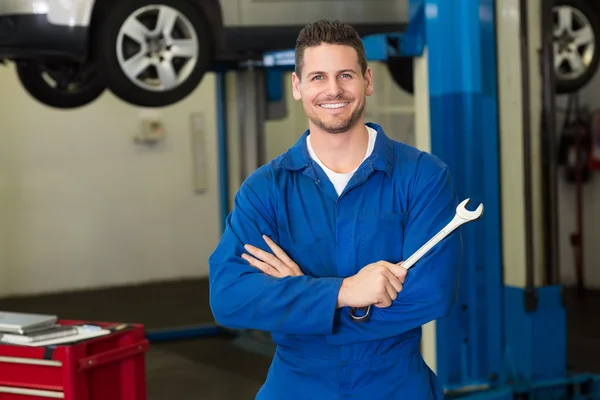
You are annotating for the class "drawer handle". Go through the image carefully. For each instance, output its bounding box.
[0,356,61,367]
[78,340,149,371]
[0,385,64,398]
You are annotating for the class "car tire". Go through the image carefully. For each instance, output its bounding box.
[553,0,600,93]
[386,56,414,95]
[15,60,105,109]
[93,0,213,108]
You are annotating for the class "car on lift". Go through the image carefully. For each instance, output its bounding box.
[0,0,409,109]
[0,0,597,109]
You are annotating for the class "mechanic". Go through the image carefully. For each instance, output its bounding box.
[208,19,462,400]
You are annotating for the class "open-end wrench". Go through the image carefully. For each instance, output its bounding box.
[350,198,484,322]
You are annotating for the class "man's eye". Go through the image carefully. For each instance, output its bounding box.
[341,73,351,78]
[312,75,323,80]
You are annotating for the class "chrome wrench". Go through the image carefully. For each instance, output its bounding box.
[350,198,484,322]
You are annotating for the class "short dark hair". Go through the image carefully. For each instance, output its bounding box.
[294,19,368,79]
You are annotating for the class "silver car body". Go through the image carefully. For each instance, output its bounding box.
[222,1,409,26]
[0,0,94,26]
[0,0,408,28]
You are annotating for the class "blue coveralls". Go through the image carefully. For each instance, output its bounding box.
[209,123,462,399]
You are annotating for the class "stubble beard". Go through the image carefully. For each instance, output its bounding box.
[308,100,366,134]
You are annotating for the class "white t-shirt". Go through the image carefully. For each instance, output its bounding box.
[306,125,377,196]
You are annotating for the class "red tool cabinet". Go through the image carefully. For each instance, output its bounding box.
[0,320,149,400]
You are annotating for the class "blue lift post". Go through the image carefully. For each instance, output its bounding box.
[146,1,600,398]
[421,0,599,398]
[424,0,503,393]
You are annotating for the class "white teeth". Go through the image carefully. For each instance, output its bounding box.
[320,103,348,109]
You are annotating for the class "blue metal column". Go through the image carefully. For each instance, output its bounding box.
[216,71,230,233]
[421,0,504,390]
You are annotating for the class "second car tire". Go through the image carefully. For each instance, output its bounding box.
[93,0,213,108]
[553,0,600,94]
[16,60,105,109]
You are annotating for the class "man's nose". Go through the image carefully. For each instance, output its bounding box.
[325,79,343,97]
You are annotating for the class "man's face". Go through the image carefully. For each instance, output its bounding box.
[292,43,373,134]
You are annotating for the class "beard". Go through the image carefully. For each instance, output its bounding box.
[307,97,365,134]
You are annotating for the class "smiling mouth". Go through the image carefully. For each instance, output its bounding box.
[319,102,350,109]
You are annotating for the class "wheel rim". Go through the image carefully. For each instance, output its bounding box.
[553,5,596,81]
[116,4,199,92]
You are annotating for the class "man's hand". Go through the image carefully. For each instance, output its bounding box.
[242,235,304,278]
[337,261,407,309]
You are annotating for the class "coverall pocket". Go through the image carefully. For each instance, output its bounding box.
[340,351,444,399]
[358,211,407,266]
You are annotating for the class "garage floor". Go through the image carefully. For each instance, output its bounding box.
[0,279,271,400]
[1,279,599,400]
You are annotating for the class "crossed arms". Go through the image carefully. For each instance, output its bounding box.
[208,165,462,345]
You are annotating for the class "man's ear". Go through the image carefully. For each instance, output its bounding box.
[292,72,302,100]
[364,67,374,96]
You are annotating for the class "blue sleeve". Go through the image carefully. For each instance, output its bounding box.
[326,165,462,345]
[209,167,344,336]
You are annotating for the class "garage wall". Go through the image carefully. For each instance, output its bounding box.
[0,64,222,298]
[556,73,600,289]
[0,61,416,299]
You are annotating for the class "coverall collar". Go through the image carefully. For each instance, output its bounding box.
[278,122,394,178]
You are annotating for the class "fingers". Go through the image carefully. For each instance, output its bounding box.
[244,244,285,271]
[394,264,408,282]
[262,236,303,276]
[373,264,404,309]
[243,239,304,277]
[241,253,281,277]
[384,279,398,302]
[375,288,393,308]
[380,267,404,293]
[358,260,409,310]
[263,236,293,266]
[380,261,408,282]
[374,300,391,309]
[371,272,394,308]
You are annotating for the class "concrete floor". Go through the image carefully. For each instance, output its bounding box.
[1,279,599,399]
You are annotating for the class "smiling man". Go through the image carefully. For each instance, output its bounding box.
[209,19,462,399]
